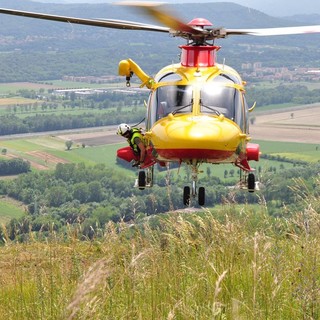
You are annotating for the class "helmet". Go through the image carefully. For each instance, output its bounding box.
[117,123,131,136]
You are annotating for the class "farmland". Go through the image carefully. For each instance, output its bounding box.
[0,81,319,223]
[250,104,320,144]
[0,101,318,174]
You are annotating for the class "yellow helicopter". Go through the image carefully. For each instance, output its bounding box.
[1,2,320,205]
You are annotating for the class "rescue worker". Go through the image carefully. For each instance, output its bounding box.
[117,123,146,167]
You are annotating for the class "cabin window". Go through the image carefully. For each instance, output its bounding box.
[200,73,245,129]
[200,85,236,119]
[150,85,193,122]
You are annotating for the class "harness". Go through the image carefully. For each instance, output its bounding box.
[127,128,144,154]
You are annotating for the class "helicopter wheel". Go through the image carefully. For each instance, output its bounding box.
[248,173,255,193]
[138,170,146,190]
[198,187,205,206]
[183,186,190,206]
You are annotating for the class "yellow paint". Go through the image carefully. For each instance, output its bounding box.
[150,114,245,152]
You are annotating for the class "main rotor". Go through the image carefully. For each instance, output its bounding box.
[1,1,320,46]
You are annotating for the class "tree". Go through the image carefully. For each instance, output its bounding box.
[46,186,69,207]
[65,140,73,150]
[73,182,89,203]
[88,181,104,202]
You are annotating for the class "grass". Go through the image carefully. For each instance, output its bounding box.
[0,197,25,224]
[0,97,40,107]
[0,191,319,319]
[253,80,320,91]
[254,140,320,163]
[254,102,296,112]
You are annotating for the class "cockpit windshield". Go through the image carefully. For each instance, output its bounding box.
[155,85,193,118]
[200,74,240,120]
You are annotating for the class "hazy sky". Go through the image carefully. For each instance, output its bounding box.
[31,0,318,16]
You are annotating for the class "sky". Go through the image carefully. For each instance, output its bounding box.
[30,0,318,17]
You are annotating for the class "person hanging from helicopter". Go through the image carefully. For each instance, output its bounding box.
[116,123,155,169]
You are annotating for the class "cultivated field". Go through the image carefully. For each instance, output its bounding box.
[250,104,320,144]
[0,104,319,174]
[58,104,320,147]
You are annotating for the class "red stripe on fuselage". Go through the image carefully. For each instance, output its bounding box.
[156,148,235,161]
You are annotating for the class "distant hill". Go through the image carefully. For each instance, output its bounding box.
[29,0,320,16]
[1,0,320,81]
[1,0,316,37]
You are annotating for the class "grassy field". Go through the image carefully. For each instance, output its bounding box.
[0,197,26,224]
[255,140,320,163]
[1,135,317,177]
[250,80,320,90]
[0,198,319,319]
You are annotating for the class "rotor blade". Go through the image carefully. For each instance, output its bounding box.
[0,8,169,33]
[226,25,320,37]
[118,1,206,35]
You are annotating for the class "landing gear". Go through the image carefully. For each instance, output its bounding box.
[183,186,190,206]
[138,170,146,190]
[183,161,206,206]
[240,170,256,192]
[136,166,154,190]
[198,187,205,206]
[248,172,255,192]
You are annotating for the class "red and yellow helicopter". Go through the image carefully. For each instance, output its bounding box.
[1,2,320,205]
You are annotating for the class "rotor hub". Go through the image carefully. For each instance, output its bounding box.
[188,18,213,28]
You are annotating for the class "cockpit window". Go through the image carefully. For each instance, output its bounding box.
[200,74,239,120]
[156,85,193,118]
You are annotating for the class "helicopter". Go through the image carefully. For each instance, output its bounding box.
[1,2,320,206]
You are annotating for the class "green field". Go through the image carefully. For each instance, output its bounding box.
[0,197,25,224]
[254,102,296,112]
[0,133,318,221]
[1,136,318,174]
[253,80,320,91]
[255,140,320,163]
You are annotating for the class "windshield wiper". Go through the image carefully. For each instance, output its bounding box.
[200,101,221,115]
[171,99,193,115]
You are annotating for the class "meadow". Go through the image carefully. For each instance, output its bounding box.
[0,197,25,224]
[0,196,319,319]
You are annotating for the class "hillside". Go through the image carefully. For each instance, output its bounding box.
[29,0,320,16]
[1,199,320,319]
[1,1,320,81]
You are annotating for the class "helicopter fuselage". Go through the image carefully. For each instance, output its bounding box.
[144,60,257,170]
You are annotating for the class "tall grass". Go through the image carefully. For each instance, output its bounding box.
[0,182,319,319]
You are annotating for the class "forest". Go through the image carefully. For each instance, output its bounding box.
[0,160,319,242]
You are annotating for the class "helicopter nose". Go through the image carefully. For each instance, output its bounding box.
[149,114,245,161]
